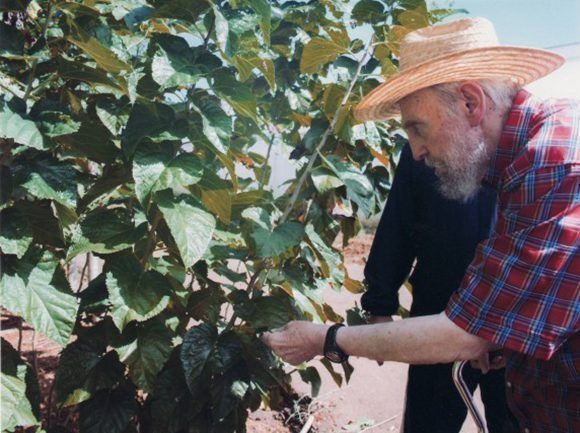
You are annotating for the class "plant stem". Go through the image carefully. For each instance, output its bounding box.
[23,1,53,101]
[279,36,375,223]
[141,210,162,269]
[224,264,265,331]
[77,253,90,293]
[203,16,215,51]
[259,134,275,190]
[17,320,23,354]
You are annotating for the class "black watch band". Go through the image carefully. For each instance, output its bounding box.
[323,324,348,363]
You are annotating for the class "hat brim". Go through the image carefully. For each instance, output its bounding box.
[353,46,565,122]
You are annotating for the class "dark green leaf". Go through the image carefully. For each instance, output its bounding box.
[55,336,124,406]
[233,293,291,330]
[121,100,183,158]
[133,142,203,205]
[67,207,148,261]
[0,248,78,346]
[79,384,137,433]
[155,190,216,268]
[12,156,78,209]
[0,22,25,56]
[351,0,386,24]
[211,70,258,123]
[251,222,304,258]
[105,254,172,331]
[0,207,33,258]
[180,324,242,393]
[152,0,210,23]
[57,58,125,92]
[298,366,321,397]
[115,318,173,392]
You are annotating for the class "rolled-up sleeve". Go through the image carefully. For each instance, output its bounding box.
[446,164,580,360]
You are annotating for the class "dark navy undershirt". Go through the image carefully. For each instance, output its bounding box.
[361,143,497,317]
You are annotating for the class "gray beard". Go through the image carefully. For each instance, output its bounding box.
[426,135,491,203]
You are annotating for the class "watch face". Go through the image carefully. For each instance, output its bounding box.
[326,349,345,363]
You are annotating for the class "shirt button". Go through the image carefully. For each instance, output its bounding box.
[524,428,530,433]
[506,381,512,388]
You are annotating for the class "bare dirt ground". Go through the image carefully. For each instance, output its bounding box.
[1,233,482,433]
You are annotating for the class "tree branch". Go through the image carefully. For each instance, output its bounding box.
[279,36,375,224]
[141,210,162,269]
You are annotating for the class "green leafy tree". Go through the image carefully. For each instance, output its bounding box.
[0,1,457,431]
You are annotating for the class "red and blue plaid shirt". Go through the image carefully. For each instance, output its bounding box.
[446,90,580,433]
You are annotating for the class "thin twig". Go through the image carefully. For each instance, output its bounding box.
[358,414,398,432]
[17,319,23,354]
[299,415,314,433]
[141,210,162,269]
[224,265,266,331]
[279,36,376,223]
[32,329,38,374]
[77,253,90,293]
[23,1,53,100]
[46,374,57,429]
[259,134,275,190]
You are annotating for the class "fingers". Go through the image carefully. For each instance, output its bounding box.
[470,353,490,374]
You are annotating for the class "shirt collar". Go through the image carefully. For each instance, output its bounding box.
[483,89,537,189]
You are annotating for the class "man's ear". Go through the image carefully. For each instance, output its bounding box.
[458,81,486,127]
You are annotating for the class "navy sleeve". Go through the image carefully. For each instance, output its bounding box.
[361,144,416,316]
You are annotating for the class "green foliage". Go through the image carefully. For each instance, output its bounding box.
[0,0,452,431]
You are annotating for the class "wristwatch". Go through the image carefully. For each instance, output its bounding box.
[323,324,349,363]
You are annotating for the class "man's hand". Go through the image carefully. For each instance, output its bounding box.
[261,321,330,365]
[470,350,505,374]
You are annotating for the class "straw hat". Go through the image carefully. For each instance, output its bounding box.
[353,17,565,121]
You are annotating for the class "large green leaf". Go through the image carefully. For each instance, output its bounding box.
[152,0,210,22]
[67,24,132,74]
[55,334,125,406]
[0,338,40,431]
[305,223,344,287]
[351,0,386,24]
[0,100,45,150]
[232,292,291,330]
[245,0,271,45]
[133,142,203,205]
[211,70,258,123]
[155,191,216,268]
[121,100,185,158]
[0,207,33,258]
[151,34,203,90]
[250,222,304,258]
[57,58,125,92]
[0,248,78,346]
[180,324,242,393]
[105,254,172,331]
[12,157,78,209]
[115,318,173,392]
[323,155,374,217]
[79,385,137,433]
[310,166,344,194]
[67,207,148,261]
[232,55,276,91]
[300,37,349,74]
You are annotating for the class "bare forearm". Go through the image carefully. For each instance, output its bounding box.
[336,312,494,364]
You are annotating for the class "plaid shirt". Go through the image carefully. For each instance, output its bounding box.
[446,90,580,433]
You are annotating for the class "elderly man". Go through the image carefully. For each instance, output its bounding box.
[263,17,579,433]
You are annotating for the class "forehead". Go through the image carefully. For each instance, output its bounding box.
[398,87,442,122]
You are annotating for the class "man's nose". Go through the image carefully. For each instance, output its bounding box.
[409,142,428,161]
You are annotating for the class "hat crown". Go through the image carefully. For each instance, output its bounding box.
[400,17,499,70]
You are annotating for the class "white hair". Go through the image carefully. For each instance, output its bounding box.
[431,77,520,114]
